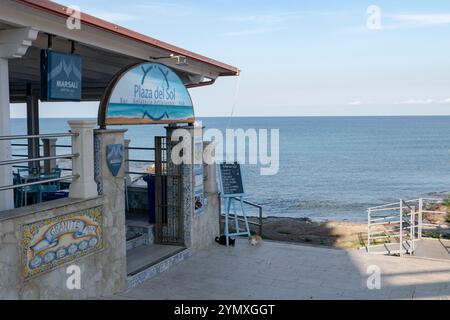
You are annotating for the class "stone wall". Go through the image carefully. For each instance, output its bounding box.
[0,128,128,300]
[0,196,126,299]
[187,141,220,253]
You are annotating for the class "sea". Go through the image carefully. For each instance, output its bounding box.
[11,116,450,222]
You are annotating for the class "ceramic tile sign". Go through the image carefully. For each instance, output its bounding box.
[21,207,103,279]
[40,50,82,101]
[194,134,206,214]
[106,144,124,177]
[99,62,194,126]
[218,163,245,197]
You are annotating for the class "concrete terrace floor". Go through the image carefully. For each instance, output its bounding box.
[110,240,450,300]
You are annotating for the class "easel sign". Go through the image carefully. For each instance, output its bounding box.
[218,163,251,246]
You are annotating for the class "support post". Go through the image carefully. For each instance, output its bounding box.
[68,120,98,199]
[0,27,37,211]
[399,200,403,256]
[258,206,263,236]
[42,138,57,172]
[0,58,13,211]
[26,85,40,171]
[410,206,415,254]
[223,196,251,246]
[419,198,423,239]
[367,209,371,253]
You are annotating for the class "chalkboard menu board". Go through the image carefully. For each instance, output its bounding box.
[219,163,244,196]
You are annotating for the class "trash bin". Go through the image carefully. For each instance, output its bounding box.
[143,174,156,224]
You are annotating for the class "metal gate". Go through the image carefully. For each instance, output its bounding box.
[154,136,184,245]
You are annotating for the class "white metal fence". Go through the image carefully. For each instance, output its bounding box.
[367,198,446,255]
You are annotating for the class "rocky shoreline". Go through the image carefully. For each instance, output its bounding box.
[248,201,450,250]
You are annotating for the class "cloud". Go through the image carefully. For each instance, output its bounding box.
[136,3,194,17]
[93,12,141,23]
[222,11,299,37]
[372,13,450,31]
[223,11,343,37]
[223,27,284,37]
[340,12,450,34]
[401,99,436,104]
[347,98,450,106]
[396,98,450,105]
[225,12,304,24]
[387,13,450,28]
[85,3,195,23]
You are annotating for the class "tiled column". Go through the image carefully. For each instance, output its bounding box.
[94,128,128,292]
[124,139,131,184]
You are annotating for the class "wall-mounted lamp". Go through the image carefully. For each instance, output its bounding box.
[150,53,188,66]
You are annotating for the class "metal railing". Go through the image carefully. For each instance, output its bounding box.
[11,135,74,172]
[124,144,166,178]
[0,154,78,166]
[0,133,77,140]
[367,197,445,255]
[0,132,79,193]
[219,194,264,236]
[0,174,79,192]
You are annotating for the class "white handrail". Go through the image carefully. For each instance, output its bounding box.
[367,197,446,255]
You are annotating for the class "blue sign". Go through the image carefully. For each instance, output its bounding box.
[99,63,194,126]
[40,50,82,101]
[106,144,124,177]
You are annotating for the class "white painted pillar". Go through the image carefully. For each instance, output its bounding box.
[0,58,13,211]
[68,120,98,199]
[0,27,38,211]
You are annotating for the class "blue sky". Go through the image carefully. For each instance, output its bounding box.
[11,0,450,117]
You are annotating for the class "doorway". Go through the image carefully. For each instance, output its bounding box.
[125,132,185,277]
[154,135,184,245]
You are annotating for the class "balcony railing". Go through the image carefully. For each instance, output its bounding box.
[0,132,79,193]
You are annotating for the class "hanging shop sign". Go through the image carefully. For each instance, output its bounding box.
[218,162,245,197]
[106,144,124,177]
[21,207,103,279]
[40,50,82,101]
[98,62,194,126]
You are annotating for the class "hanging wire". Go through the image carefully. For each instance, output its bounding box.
[226,75,241,129]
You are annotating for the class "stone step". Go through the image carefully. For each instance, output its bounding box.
[126,234,147,251]
[127,247,192,289]
[126,222,155,252]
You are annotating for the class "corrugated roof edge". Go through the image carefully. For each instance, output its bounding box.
[14,0,240,77]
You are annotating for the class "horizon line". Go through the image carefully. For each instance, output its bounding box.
[9,114,450,119]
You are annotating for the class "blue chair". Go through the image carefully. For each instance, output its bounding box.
[17,168,42,206]
[40,168,62,200]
